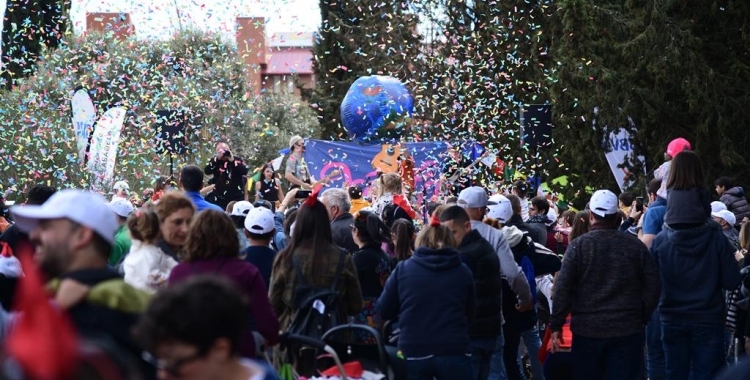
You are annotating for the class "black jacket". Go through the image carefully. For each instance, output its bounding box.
[458,230,503,338]
[505,214,546,245]
[204,156,248,202]
[352,244,393,299]
[721,187,750,225]
[330,213,359,254]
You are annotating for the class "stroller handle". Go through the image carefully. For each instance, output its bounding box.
[278,333,349,380]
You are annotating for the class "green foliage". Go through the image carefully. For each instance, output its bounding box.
[309,0,421,139]
[1,0,71,88]
[546,0,750,200]
[0,30,319,199]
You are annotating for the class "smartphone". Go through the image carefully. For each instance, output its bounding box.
[636,197,644,212]
[295,190,311,199]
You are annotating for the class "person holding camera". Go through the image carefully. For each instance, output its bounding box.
[204,142,248,210]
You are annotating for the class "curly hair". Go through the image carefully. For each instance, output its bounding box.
[183,210,239,262]
[155,191,195,223]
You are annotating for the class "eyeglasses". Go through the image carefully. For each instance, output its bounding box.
[295,142,305,147]
[142,351,204,377]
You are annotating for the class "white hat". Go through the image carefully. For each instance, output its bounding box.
[711,201,727,214]
[113,181,130,193]
[712,209,736,226]
[12,189,119,245]
[289,135,304,149]
[109,198,135,217]
[487,194,512,223]
[546,208,558,226]
[244,207,275,235]
[458,187,496,209]
[231,201,254,216]
[589,190,618,217]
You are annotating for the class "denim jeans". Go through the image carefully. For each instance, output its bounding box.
[646,311,665,380]
[471,337,500,380]
[571,332,644,380]
[520,326,545,380]
[662,321,724,380]
[406,354,473,380]
[487,333,508,380]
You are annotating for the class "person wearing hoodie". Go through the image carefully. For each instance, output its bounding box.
[651,151,741,380]
[440,205,502,380]
[715,177,750,226]
[377,214,475,380]
[550,189,660,380]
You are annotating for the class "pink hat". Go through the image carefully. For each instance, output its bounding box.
[666,138,691,157]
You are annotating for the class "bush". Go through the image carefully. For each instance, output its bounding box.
[0,29,319,200]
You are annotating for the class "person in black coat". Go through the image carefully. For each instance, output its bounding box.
[440,205,502,380]
[350,210,393,340]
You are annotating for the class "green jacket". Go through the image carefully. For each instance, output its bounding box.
[109,225,132,266]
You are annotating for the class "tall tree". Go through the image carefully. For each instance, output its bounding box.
[411,0,554,182]
[546,0,750,201]
[309,0,421,139]
[1,0,70,89]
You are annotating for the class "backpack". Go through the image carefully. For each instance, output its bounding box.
[286,250,346,340]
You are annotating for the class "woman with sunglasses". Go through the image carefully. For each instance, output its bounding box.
[350,210,393,339]
[134,276,279,380]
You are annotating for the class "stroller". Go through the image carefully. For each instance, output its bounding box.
[277,333,349,380]
[321,323,396,379]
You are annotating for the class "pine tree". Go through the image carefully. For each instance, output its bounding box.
[1,0,70,89]
[411,0,554,183]
[309,0,421,139]
[546,0,750,201]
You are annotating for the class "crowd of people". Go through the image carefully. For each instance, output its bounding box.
[0,136,747,380]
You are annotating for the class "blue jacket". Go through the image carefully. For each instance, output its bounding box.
[377,246,475,358]
[185,191,223,212]
[642,196,667,236]
[651,221,741,324]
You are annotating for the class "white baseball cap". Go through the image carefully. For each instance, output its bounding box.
[589,190,618,217]
[487,194,512,223]
[244,207,275,235]
[11,189,119,244]
[546,208,558,226]
[109,198,135,218]
[113,181,130,192]
[711,209,736,226]
[458,187,496,209]
[231,201,254,217]
[711,201,727,214]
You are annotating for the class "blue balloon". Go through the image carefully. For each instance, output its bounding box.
[340,75,414,143]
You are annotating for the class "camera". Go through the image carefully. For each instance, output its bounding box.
[223,150,232,158]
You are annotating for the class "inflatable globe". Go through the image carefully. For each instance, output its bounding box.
[340,75,414,143]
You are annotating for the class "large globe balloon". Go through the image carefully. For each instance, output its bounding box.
[340,75,414,143]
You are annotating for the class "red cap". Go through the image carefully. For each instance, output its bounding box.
[666,137,691,157]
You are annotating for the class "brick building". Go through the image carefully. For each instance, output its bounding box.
[86,13,314,96]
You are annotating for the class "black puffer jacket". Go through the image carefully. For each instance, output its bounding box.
[458,229,503,338]
[721,187,750,225]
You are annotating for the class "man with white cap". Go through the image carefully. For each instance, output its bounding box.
[10,189,154,377]
[712,209,740,250]
[549,189,660,380]
[458,186,533,380]
[240,207,277,289]
[108,198,135,267]
[285,135,313,190]
[111,180,130,203]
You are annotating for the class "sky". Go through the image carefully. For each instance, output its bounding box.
[1,0,321,43]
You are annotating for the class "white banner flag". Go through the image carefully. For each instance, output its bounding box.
[71,89,97,165]
[87,107,127,192]
[604,128,644,191]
